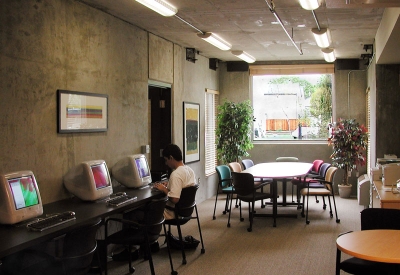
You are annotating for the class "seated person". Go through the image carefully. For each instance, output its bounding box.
[153,143,196,220]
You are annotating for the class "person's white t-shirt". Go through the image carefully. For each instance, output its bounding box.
[165,165,196,219]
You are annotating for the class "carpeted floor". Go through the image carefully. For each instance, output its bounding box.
[106,194,366,275]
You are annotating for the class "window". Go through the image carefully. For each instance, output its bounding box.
[250,64,334,141]
[205,89,218,176]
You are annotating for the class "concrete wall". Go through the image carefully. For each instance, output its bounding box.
[0,0,218,204]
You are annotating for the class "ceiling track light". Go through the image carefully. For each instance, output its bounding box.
[312,28,332,48]
[231,51,256,63]
[135,0,177,17]
[299,0,322,10]
[264,0,303,55]
[321,48,336,62]
[197,32,232,51]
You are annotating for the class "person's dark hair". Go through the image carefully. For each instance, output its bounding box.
[162,144,183,161]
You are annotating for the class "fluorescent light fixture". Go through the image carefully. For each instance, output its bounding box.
[299,0,321,10]
[322,48,336,62]
[312,28,331,48]
[231,51,256,63]
[135,0,177,17]
[197,32,232,51]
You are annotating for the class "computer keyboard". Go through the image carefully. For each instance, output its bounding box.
[107,194,137,207]
[26,211,76,231]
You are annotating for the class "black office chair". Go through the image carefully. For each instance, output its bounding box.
[163,184,205,265]
[105,196,177,275]
[1,219,102,275]
[336,208,400,275]
[228,172,273,232]
[214,165,234,219]
[242,159,272,208]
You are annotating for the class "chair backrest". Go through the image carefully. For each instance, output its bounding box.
[229,162,242,173]
[361,208,400,230]
[174,184,199,218]
[276,157,299,162]
[61,218,102,274]
[143,196,168,236]
[241,159,255,170]
[325,166,337,182]
[312,159,324,173]
[319,163,331,178]
[216,165,232,188]
[232,172,255,197]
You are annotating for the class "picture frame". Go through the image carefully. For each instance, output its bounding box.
[183,101,200,163]
[57,90,108,133]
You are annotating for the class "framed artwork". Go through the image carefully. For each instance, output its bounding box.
[183,101,200,163]
[57,90,108,133]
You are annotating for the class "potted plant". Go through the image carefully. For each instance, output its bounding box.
[216,100,254,164]
[328,118,368,198]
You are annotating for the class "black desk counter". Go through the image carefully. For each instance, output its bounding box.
[0,185,164,259]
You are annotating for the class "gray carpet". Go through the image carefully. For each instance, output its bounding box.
[106,194,366,275]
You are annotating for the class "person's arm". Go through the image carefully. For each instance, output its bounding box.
[154,182,179,204]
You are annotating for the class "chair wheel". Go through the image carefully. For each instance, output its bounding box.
[223,210,227,214]
[171,271,178,275]
[182,259,187,265]
[129,267,135,273]
[261,205,266,208]
[247,228,252,232]
[306,220,310,224]
[227,223,231,227]
[240,218,244,222]
[213,216,216,220]
[201,248,205,253]
[235,205,238,208]
[336,219,340,223]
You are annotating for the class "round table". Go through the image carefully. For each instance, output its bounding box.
[336,229,400,263]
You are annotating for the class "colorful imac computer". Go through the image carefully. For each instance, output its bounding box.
[0,170,43,225]
[112,154,152,188]
[63,160,113,201]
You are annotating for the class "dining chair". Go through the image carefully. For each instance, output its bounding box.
[213,165,234,220]
[241,159,272,208]
[336,208,400,275]
[300,166,340,224]
[105,196,177,275]
[275,157,299,204]
[227,172,273,232]
[163,184,205,265]
[291,159,325,205]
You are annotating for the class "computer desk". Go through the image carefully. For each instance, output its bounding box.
[0,185,164,259]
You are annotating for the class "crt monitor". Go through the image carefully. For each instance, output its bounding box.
[112,154,152,188]
[63,160,113,201]
[0,170,43,225]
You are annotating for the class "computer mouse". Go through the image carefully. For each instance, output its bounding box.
[114,192,127,196]
[65,211,75,216]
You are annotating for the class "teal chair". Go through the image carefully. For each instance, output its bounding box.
[213,165,235,220]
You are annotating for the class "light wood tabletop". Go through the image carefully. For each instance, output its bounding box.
[242,162,313,179]
[336,229,400,263]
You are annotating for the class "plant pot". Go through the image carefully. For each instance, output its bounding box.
[338,184,352,198]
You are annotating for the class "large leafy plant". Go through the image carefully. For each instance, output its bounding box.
[328,118,368,185]
[216,100,254,164]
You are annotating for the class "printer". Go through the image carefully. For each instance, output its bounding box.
[382,163,400,186]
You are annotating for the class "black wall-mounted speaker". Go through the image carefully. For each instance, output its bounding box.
[227,61,249,72]
[335,59,359,70]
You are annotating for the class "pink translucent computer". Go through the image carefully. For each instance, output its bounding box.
[63,160,113,201]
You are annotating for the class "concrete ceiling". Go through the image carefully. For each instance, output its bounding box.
[79,0,400,63]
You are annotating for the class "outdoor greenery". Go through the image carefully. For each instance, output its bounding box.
[310,75,333,138]
[216,100,254,164]
[328,118,368,185]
